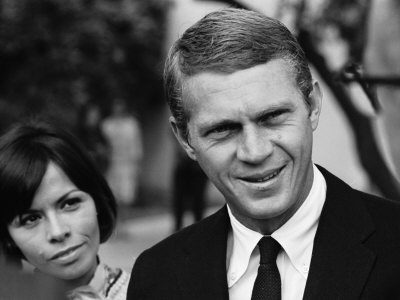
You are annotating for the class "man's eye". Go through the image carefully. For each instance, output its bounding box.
[208,129,230,139]
[207,125,238,139]
[261,109,289,124]
[269,111,283,118]
[212,126,230,133]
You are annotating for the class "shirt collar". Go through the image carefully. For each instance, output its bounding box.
[272,164,326,276]
[227,204,263,287]
[227,164,326,285]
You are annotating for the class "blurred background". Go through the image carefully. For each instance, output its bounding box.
[1,0,400,271]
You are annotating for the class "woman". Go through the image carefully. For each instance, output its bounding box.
[0,119,130,300]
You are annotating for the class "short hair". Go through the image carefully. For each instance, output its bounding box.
[0,119,117,265]
[164,8,313,139]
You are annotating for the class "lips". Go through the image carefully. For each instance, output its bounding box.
[50,244,83,261]
[238,166,284,183]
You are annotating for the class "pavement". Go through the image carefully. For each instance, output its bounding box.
[99,204,222,272]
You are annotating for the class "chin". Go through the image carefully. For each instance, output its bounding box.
[249,209,285,221]
[57,258,95,281]
[245,198,292,219]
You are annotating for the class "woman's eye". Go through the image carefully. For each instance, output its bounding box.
[61,197,81,210]
[20,214,41,227]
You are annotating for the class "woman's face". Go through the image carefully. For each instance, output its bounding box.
[7,162,100,285]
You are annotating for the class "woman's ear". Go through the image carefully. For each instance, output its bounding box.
[169,117,197,161]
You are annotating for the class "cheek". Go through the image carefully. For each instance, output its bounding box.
[196,150,228,178]
[280,126,312,154]
[75,209,100,243]
[10,230,47,264]
[79,198,100,232]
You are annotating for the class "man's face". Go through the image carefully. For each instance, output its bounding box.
[171,59,322,233]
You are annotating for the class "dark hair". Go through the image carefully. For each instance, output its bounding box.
[164,8,313,139]
[0,119,117,265]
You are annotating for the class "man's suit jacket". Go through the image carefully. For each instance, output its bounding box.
[127,166,400,299]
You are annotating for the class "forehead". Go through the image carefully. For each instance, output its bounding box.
[182,59,302,119]
[31,162,75,209]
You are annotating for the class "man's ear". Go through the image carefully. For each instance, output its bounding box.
[169,116,197,161]
[308,80,323,131]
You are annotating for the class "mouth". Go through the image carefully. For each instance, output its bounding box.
[238,166,285,184]
[50,244,83,261]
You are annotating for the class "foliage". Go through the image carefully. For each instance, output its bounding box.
[0,0,169,129]
[302,0,370,61]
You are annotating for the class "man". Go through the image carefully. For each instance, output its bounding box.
[127,8,400,299]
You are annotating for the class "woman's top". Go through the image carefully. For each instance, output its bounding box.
[67,263,130,300]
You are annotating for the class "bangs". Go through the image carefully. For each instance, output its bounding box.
[0,143,48,225]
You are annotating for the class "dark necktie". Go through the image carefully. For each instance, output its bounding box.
[251,236,281,300]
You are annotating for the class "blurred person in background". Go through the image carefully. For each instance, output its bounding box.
[101,98,143,206]
[76,101,110,174]
[172,146,208,231]
[127,8,400,299]
[0,119,130,300]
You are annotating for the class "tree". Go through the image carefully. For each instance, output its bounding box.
[0,0,169,129]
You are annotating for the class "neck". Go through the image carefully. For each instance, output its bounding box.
[34,258,98,292]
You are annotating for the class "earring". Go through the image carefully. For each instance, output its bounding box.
[5,240,16,251]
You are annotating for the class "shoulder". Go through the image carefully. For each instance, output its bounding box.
[320,164,400,209]
[356,189,400,233]
[319,165,400,233]
[128,207,229,297]
[141,206,226,256]
[132,206,228,271]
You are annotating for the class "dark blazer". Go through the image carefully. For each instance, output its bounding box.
[127,166,400,299]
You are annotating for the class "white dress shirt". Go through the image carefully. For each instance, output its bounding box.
[227,164,327,300]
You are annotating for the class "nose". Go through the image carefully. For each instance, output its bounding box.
[236,126,273,164]
[46,214,71,243]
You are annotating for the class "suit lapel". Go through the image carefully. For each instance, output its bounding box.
[177,206,230,300]
[303,167,376,300]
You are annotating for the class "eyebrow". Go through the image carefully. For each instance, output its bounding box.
[200,103,294,130]
[56,189,81,204]
[198,119,236,135]
[22,189,81,214]
[252,103,294,120]
[197,100,296,135]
